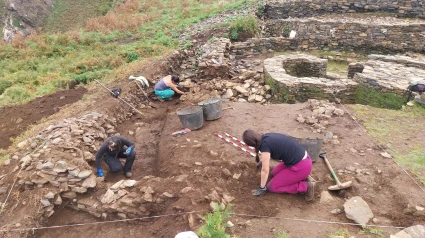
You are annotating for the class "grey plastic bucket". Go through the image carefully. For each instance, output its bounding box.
[198,98,222,121]
[176,106,204,130]
[289,131,324,162]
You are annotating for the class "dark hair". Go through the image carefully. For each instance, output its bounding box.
[171,74,180,83]
[107,137,122,156]
[242,130,262,163]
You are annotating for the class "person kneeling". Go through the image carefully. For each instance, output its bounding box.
[242,130,316,201]
[95,136,136,178]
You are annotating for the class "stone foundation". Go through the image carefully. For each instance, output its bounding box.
[263,0,425,19]
[264,54,358,103]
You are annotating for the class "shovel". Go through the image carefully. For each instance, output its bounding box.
[319,152,352,191]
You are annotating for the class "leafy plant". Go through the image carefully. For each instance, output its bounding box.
[208,36,217,42]
[360,227,384,237]
[282,25,291,37]
[0,79,12,95]
[196,202,232,238]
[275,230,290,238]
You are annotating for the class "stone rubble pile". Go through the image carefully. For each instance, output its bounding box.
[296,99,345,137]
[178,37,271,104]
[10,112,117,218]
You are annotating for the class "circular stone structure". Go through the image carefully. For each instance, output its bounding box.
[264,53,357,103]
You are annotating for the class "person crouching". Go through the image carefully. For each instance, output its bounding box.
[95,136,136,178]
[242,130,316,201]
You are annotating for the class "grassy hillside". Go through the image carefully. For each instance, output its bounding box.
[0,0,257,107]
[44,0,115,33]
[0,0,6,38]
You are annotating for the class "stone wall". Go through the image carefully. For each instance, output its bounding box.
[264,54,358,103]
[263,19,425,53]
[264,0,425,19]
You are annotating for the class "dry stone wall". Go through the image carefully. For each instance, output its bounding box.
[264,0,425,19]
[263,19,425,53]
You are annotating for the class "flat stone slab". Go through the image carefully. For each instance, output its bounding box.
[391,225,425,238]
[354,60,425,92]
[343,196,374,227]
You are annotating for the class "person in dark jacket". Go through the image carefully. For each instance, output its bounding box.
[95,136,136,178]
[242,130,315,201]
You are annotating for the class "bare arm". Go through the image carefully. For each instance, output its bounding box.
[260,152,271,187]
[164,78,184,94]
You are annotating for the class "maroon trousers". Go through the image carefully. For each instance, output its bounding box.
[266,155,312,194]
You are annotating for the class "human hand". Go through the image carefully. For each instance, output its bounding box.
[124,147,132,155]
[97,168,104,177]
[251,186,267,196]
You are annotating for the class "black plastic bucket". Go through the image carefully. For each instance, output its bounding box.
[176,106,204,130]
[289,131,324,162]
[198,98,222,121]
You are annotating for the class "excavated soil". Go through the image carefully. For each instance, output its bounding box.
[0,87,87,149]
[31,100,425,238]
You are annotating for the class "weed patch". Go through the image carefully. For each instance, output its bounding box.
[196,202,232,238]
[329,228,351,238]
[360,227,384,237]
[229,16,259,41]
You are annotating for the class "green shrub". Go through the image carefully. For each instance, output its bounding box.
[256,5,265,18]
[196,203,232,238]
[228,16,259,41]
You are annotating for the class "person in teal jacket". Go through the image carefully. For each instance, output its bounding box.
[154,74,184,101]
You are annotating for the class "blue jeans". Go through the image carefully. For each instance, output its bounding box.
[155,88,175,99]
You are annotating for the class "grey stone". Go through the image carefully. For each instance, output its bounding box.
[54,195,62,205]
[0,187,8,195]
[82,176,97,188]
[343,196,374,227]
[320,191,334,204]
[40,199,51,207]
[77,170,92,179]
[62,191,77,199]
[45,192,55,200]
[39,162,54,170]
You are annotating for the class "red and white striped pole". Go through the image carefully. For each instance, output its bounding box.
[214,133,256,157]
[224,133,255,150]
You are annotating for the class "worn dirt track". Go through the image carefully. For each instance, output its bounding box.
[30,101,425,238]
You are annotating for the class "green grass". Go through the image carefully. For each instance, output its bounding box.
[0,0,256,107]
[359,227,384,237]
[350,103,425,183]
[355,84,407,110]
[327,60,348,77]
[329,229,350,238]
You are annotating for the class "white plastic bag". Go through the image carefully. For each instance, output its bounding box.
[175,231,199,238]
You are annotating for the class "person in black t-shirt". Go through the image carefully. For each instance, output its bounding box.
[242,129,315,201]
[95,136,136,178]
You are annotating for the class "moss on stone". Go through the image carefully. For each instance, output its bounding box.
[355,83,407,109]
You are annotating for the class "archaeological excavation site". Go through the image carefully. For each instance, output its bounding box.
[0,0,425,237]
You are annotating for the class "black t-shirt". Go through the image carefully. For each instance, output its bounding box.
[259,133,306,167]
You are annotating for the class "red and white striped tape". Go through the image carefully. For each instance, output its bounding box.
[224,133,255,150]
[214,133,256,157]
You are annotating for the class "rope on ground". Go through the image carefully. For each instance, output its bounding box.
[0,211,407,233]
[326,86,425,194]
[93,79,144,116]
[0,136,52,213]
